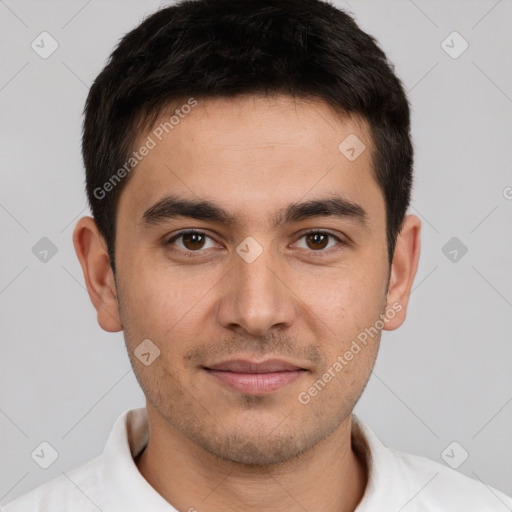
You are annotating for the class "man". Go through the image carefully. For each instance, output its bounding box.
[3,0,511,510]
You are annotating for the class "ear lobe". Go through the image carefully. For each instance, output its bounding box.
[72,216,123,332]
[383,214,421,331]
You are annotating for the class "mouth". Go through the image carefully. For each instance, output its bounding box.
[203,358,308,394]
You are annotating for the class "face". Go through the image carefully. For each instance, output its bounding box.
[85,95,403,466]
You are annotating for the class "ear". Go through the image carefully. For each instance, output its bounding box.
[72,216,122,332]
[383,214,421,331]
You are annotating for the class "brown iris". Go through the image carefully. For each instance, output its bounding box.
[305,232,329,250]
[182,232,206,250]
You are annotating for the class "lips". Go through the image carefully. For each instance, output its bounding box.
[203,358,307,394]
[206,359,303,373]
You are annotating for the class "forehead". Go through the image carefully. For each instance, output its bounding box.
[117,94,384,230]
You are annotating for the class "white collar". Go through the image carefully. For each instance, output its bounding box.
[101,407,386,511]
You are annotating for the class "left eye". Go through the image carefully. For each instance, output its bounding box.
[165,230,343,254]
[293,231,343,251]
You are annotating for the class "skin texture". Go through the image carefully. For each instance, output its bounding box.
[73,94,421,512]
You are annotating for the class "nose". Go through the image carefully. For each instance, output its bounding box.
[216,244,296,338]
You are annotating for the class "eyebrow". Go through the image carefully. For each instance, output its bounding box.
[139,193,368,230]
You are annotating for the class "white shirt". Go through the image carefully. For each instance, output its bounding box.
[2,407,511,511]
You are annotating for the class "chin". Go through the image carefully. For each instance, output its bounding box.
[202,431,310,467]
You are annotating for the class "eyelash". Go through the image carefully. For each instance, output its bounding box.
[165,229,346,258]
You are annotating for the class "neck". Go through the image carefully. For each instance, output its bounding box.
[135,404,368,512]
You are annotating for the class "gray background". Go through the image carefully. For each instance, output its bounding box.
[1,0,511,505]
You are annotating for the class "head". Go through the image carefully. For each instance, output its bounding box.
[74,0,420,466]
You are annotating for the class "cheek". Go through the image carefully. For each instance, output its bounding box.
[299,263,387,327]
[118,265,214,358]
[117,269,173,344]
